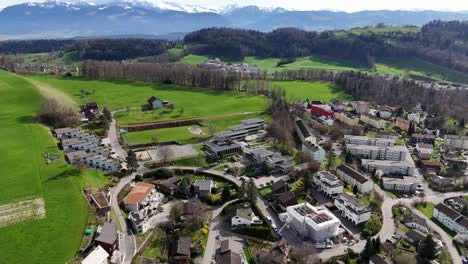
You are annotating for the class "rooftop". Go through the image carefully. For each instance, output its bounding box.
[176,236,191,256]
[193,179,213,191]
[241,118,264,125]
[435,203,461,220]
[95,222,117,245]
[337,165,370,184]
[403,214,428,228]
[124,182,155,205]
[205,141,241,152]
[296,119,313,138]
[382,176,418,186]
[81,245,109,264]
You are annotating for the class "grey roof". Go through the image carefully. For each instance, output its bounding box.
[217,239,243,264]
[337,193,367,209]
[248,147,273,158]
[456,216,468,230]
[176,236,191,256]
[214,130,248,138]
[412,134,436,139]
[382,176,418,186]
[337,165,370,184]
[241,118,264,125]
[229,123,259,131]
[236,207,255,220]
[435,203,462,221]
[271,179,288,193]
[369,254,393,264]
[318,171,340,182]
[66,150,93,160]
[404,229,426,243]
[95,222,117,245]
[193,180,213,191]
[205,141,241,152]
[54,127,79,134]
[296,119,313,138]
[403,214,428,228]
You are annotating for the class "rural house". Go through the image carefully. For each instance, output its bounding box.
[147,96,163,110]
[231,206,263,227]
[94,222,118,254]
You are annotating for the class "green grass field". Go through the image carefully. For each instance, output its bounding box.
[180,54,209,65]
[270,81,352,102]
[0,70,109,264]
[122,125,209,145]
[26,75,268,125]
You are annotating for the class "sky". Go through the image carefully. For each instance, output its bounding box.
[1,0,468,12]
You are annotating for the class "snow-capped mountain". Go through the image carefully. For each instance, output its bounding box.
[2,0,468,39]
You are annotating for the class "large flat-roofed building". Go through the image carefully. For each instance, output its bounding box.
[344,135,395,147]
[346,144,408,161]
[313,171,344,197]
[444,135,468,150]
[336,165,374,194]
[213,130,249,142]
[204,141,242,158]
[334,193,371,225]
[382,176,418,193]
[360,114,388,129]
[286,203,341,242]
[213,118,265,142]
[361,158,415,176]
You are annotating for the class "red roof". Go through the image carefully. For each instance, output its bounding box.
[124,182,155,205]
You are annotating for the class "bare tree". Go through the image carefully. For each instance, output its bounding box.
[37,98,80,128]
[290,242,319,264]
[206,121,217,136]
[158,145,173,164]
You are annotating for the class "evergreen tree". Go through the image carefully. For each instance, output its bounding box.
[126,150,138,172]
[102,106,112,122]
[238,181,248,200]
[418,234,437,260]
[353,185,359,195]
[372,237,381,254]
[362,237,374,259]
[248,179,257,203]
[178,176,192,198]
[221,185,231,202]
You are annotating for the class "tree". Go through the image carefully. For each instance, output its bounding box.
[102,106,112,121]
[158,145,173,165]
[151,134,160,145]
[361,237,374,259]
[167,103,175,112]
[345,151,353,163]
[352,185,359,195]
[238,181,248,200]
[207,121,217,136]
[178,107,184,115]
[37,98,80,128]
[126,150,139,172]
[248,179,257,203]
[221,185,231,202]
[419,234,437,260]
[459,118,465,128]
[372,237,381,254]
[169,202,184,223]
[290,242,319,264]
[177,175,192,198]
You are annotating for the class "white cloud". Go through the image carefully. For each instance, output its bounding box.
[2,0,468,12]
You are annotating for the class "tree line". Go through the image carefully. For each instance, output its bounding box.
[81,60,468,120]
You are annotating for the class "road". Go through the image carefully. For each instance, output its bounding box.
[165,166,241,187]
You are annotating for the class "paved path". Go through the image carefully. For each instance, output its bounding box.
[165,166,241,187]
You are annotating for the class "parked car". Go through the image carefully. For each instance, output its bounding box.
[266,216,272,223]
[272,223,278,232]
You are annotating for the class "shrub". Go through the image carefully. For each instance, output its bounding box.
[37,98,80,128]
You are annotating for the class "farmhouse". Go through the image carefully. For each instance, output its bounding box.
[313,171,344,197]
[382,176,418,193]
[95,222,118,254]
[147,96,163,110]
[336,165,374,194]
[344,135,395,146]
[334,193,371,225]
[346,144,408,161]
[285,203,341,242]
[433,203,468,237]
[231,207,263,227]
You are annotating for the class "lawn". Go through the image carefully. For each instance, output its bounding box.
[259,187,272,197]
[122,125,209,145]
[180,54,209,65]
[416,202,435,218]
[270,80,352,102]
[0,70,110,264]
[172,156,209,167]
[26,74,268,125]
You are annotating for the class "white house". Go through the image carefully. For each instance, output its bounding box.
[285,203,341,242]
[302,141,326,163]
[344,135,395,147]
[334,193,371,225]
[124,182,162,212]
[382,176,418,193]
[313,171,344,197]
[403,214,429,233]
[336,165,374,194]
[81,245,109,264]
[53,127,81,138]
[433,203,468,237]
[231,207,263,227]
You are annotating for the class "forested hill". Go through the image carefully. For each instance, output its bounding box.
[184,21,468,72]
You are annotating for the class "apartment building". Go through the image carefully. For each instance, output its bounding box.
[346,144,408,161]
[334,193,371,225]
[336,165,374,194]
[444,135,468,150]
[382,176,418,193]
[344,135,395,147]
[302,141,326,163]
[335,112,359,126]
[313,171,344,197]
[396,118,410,132]
[433,203,468,237]
[360,114,388,129]
[361,159,415,176]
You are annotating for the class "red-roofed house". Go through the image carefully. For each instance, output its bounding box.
[310,105,334,118]
[422,161,442,173]
[124,182,157,212]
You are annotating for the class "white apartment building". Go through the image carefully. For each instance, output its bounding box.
[124,182,163,212]
[302,141,326,163]
[362,159,415,176]
[285,203,341,242]
[346,144,408,161]
[334,193,371,225]
[444,135,468,150]
[382,176,418,193]
[344,135,395,147]
[53,127,81,138]
[433,203,468,237]
[62,138,95,153]
[313,171,344,197]
[336,165,374,194]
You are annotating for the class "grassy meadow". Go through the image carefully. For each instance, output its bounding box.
[0,70,110,264]
[27,75,268,125]
[122,125,209,145]
[270,81,352,102]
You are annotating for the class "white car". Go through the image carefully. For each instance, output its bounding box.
[272,223,278,232]
[260,183,267,188]
[266,216,272,223]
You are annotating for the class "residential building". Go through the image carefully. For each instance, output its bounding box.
[369,254,392,264]
[404,229,426,245]
[81,245,109,264]
[346,144,408,161]
[172,236,191,263]
[193,179,215,197]
[344,135,395,147]
[271,179,288,195]
[407,112,421,124]
[382,176,418,193]
[433,203,468,237]
[361,158,415,176]
[258,239,291,264]
[310,104,334,118]
[335,112,359,126]
[61,138,95,153]
[443,135,468,150]
[422,161,442,173]
[302,140,326,163]
[378,106,394,120]
[215,239,246,264]
[124,182,161,212]
[411,134,436,145]
[204,141,242,158]
[245,147,293,174]
[443,152,468,170]
[231,206,263,227]
[274,192,298,208]
[157,177,181,195]
[360,114,388,129]
[334,193,371,225]
[90,192,111,216]
[403,214,429,233]
[213,130,249,142]
[447,197,468,212]
[352,101,370,114]
[295,119,317,144]
[95,222,118,254]
[53,127,81,138]
[395,118,410,132]
[416,143,433,155]
[313,171,344,197]
[336,165,374,194]
[330,99,346,112]
[285,203,341,242]
[147,96,163,110]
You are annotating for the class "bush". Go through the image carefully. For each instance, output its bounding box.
[37,98,80,128]
[143,168,174,179]
[233,226,276,241]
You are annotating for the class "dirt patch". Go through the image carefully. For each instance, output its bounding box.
[0,198,46,228]
[188,126,206,136]
[25,78,78,109]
